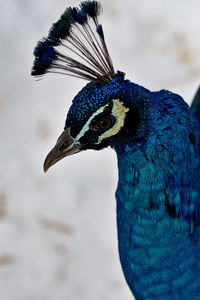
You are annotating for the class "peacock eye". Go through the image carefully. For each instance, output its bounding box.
[90,115,116,131]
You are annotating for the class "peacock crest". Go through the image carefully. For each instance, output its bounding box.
[31,1,116,83]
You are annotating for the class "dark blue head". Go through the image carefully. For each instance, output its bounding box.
[43,74,148,171]
[33,1,152,172]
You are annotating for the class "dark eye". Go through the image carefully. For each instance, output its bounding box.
[90,115,116,131]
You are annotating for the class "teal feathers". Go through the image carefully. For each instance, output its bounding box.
[115,90,200,298]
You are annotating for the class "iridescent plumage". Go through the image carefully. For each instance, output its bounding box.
[32,2,200,299]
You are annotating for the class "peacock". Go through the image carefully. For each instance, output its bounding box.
[31,1,200,299]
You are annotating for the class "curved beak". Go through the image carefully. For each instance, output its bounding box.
[43,128,81,172]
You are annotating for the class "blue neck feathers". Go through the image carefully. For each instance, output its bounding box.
[113,83,200,299]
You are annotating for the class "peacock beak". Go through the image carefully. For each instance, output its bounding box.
[43,128,81,172]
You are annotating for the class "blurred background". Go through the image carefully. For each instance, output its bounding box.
[0,0,200,299]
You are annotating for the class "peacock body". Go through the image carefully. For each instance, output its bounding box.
[32,2,200,299]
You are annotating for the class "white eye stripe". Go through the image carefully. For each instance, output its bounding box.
[75,103,109,141]
[74,99,129,144]
[97,99,129,143]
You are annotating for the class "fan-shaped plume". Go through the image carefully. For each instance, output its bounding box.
[31,1,115,83]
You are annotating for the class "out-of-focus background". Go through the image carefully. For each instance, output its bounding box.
[0,1,200,299]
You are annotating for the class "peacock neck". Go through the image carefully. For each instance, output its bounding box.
[111,83,200,299]
[114,144,196,299]
[114,144,169,230]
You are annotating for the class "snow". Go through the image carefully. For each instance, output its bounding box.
[0,0,200,299]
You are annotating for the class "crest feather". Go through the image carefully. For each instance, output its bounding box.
[31,1,115,83]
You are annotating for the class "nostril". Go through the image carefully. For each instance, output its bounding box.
[55,127,74,152]
[57,140,73,152]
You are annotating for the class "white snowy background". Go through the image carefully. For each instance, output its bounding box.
[0,1,200,299]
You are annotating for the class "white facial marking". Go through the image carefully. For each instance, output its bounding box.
[75,103,109,142]
[74,99,129,145]
[98,99,129,143]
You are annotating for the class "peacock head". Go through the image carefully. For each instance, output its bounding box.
[44,73,143,171]
[31,1,142,172]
